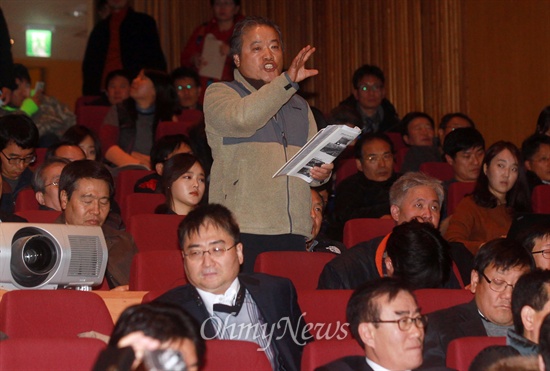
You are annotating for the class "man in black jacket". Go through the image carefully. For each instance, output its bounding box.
[155,204,309,371]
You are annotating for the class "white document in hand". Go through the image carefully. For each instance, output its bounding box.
[199,33,226,80]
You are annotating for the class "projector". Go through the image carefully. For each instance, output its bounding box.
[0,223,108,290]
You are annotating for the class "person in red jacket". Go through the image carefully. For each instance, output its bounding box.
[180,0,243,103]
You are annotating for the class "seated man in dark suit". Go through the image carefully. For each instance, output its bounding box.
[318,172,473,290]
[318,278,427,371]
[155,204,309,371]
[328,132,400,241]
[507,269,550,356]
[421,238,533,368]
[442,127,485,185]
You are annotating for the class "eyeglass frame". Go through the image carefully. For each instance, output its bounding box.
[0,151,36,165]
[480,271,515,292]
[369,315,428,331]
[44,181,59,188]
[358,83,383,93]
[182,243,238,261]
[531,249,550,259]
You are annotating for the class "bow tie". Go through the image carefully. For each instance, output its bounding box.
[213,285,246,315]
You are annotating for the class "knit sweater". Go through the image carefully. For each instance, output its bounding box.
[444,195,512,254]
[204,70,319,237]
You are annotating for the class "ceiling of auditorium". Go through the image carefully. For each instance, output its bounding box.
[1,0,91,61]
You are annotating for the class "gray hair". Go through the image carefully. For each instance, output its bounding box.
[230,16,284,57]
[31,157,71,193]
[389,172,444,207]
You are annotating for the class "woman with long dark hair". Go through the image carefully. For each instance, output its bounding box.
[445,141,531,254]
[155,153,206,215]
[100,69,177,168]
[62,125,102,162]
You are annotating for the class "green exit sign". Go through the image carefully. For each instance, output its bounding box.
[26,29,52,58]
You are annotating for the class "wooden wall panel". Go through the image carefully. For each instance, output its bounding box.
[462,0,550,147]
[131,0,550,148]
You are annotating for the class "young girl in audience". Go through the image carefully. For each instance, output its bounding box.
[156,153,206,215]
[62,125,102,161]
[445,141,531,254]
[101,69,177,168]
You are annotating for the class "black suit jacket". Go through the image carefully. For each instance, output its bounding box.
[155,273,309,371]
[315,356,371,371]
[422,300,487,368]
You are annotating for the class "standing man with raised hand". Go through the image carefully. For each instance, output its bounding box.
[204,16,332,272]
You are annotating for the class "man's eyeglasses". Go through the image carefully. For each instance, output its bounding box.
[532,249,550,259]
[369,315,427,331]
[359,84,383,93]
[182,244,237,261]
[45,181,59,188]
[480,272,515,292]
[1,151,36,165]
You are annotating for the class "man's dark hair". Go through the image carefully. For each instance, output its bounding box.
[61,125,103,162]
[518,223,550,254]
[352,64,385,89]
[178,204,240,248]
[469,345,520,371]
[109,302,205,368]
[473,238,534,276]
[151,134,193,168]
[104,69,131,90]
[512,269,550,335]
[328,106,362,128]
[230,16,283,56]
[32,157,71,193]
[58,160,114,200]
[443,127,485,158]
[386,219,452,289]
[401,111,435,137]
[521,134,550,162]
[472,141,531,211]
[347,278,414,348]
[354,132,395,160]
[170,67,200,88]
[44,141,86,162]
[0,114,39,151]
[536,106,550,136]
[13,63,31,83]
[438,112,475,130]
[540,313,550,369]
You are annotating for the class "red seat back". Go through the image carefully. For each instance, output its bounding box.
[76,105,111,135]
[0,290,113,338]
[254,251,335,290]
[532,185,550,214]
[343,218,395,248]
[15,209,61,223]
[0,338,106,371]
[301,339,364,370]
[414,288,474,314]
[298,290,353,339]
[14,188,39,212]
[395,147,409,172]
[386,132,407,152]
[114,169,155,208]
[203,340,271,371]
[127,213,184,252]
[335,158,358,187]
[129,250,187,291]
[447,182,476,215]
[122,193,166,227]
[420,162,455,182]
[74,95,101,113]
[446,336,506,371]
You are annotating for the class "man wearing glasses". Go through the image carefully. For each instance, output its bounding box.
[318,277,426,371]
[155,204,309,371]
[0,114,38,213]
[336,64,400,134]
[522,224,550,270]
[421,238,533,368]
